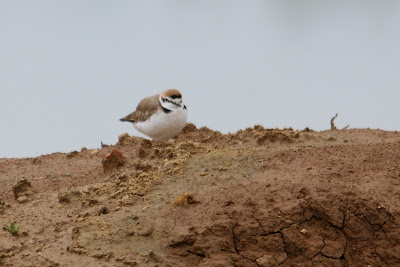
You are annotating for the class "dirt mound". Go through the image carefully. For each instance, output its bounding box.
[1,124,400,266]
[165,180,399,266]
[160,134,400,266]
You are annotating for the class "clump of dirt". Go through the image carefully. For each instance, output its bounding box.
[58,190,82,203]
[102,149,124,172]
[1,123,400,266]
[175,123,224,143]
[173,193,196,207]
[11,178,36,203]
[256,131,295,145]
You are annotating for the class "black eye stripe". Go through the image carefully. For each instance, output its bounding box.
[163,98,181,107]
[170,95,181,99]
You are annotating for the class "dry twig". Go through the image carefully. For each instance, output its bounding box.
[331,113,338,130]
[331,113,349,130]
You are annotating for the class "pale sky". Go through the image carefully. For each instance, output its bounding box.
[1,1,400,158]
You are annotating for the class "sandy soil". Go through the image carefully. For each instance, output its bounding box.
[1,123,400,266]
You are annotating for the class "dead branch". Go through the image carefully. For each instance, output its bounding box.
[330,113,338,130]
[330,113,350,131]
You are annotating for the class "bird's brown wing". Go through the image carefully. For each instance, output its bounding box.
[120,94,160,122]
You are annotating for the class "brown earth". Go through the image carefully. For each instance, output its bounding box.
[1,123,400,266]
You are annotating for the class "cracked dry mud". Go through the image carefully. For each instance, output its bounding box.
[1,123,400,266]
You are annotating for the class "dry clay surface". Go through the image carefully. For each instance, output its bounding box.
[1,123,400,266]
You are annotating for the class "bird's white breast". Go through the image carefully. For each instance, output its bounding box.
[133,108,187,140]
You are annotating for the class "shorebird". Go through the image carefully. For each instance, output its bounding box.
[120,89,187,140]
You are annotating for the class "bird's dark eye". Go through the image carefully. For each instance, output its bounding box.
[170,95,181,99]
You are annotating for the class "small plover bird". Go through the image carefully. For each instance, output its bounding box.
[120,89,187,140]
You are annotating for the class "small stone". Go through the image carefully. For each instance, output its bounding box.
[17,196,28,203]
[300,228,307,234]
[173,193,195,207]
[97,205,108,215]
[136,226,153,236]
